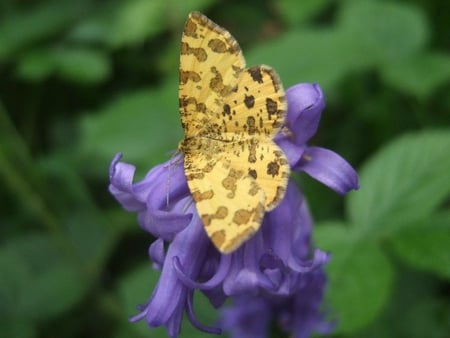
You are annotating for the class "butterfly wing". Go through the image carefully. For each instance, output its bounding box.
[184,148,265,253]
[221,65,290,209]
[179,12,245,138]
[178,12,290,253]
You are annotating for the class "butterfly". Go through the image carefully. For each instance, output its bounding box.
[178,12,289,253]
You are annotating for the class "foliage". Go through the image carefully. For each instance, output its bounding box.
[0,0,448,337]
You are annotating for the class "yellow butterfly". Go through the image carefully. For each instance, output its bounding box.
[178,12,289,253]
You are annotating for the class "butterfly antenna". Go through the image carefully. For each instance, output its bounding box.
[182,196,194,214]
[166,160,171,209]
[166,149,184,209]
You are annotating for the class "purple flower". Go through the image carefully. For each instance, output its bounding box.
[221,269,334,338]
[275,83,359,194]
[109,83,358,338]
[220,182,335,338]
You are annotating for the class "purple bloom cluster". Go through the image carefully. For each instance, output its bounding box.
[109,83,358,338]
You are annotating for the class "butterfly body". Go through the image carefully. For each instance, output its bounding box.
[178,12,289,253]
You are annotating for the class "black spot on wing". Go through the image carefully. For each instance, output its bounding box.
[244,94,255,108]
[248,67,263,83]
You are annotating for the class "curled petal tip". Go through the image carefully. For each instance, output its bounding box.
[109,152,123,179]
[296,147,359,194]
[285,83,325,145]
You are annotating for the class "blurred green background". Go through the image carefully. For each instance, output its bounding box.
[0,0,449,337]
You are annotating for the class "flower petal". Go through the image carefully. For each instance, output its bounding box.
[223,234,277,295]
[173,254,230,290]
[186,291,222,334]
[148,238,165,270]
[140,160,193,239]
[296,146,359,194]
[109,154,194,239]
[109,153,146,211]
[134,209,211,334]
[285,83,325,145]
[275,135,306,168]
[221,296,271,338]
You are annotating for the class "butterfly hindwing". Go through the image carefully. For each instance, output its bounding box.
[220,65,289,209]
[183,150,265,253]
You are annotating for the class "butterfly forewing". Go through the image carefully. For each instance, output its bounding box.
[179,12,245,139]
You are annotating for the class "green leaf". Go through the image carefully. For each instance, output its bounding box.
[397,295,450,338]
[78,80,181,172]
[348,130,450,235]
[56,48,111,84]
[276,0,331,26]
[63,210,120,277]
[67,2,121,46]
[337,1,429,63]
[1,233,61,271]
[380,52,450,99]
[0,234,89,321]
[390,212,450,279]
[314,222,394,333]
[107,0,167,47]
[16,49,56,81]
[248,1,429,92]
[69,0,216,47]
[360,269,450,338]
[0,320,36,338]
[17,47,111,84]
[0,249,31,318]
[19,264,88,321]
[246,28,371,91]
[161,0,218,24]
[107,0,219,48]
[313,130,450,333]
[395,297,450,338]
[0,1,90,60]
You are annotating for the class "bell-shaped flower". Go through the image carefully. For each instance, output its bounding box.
[109,83,358,337]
